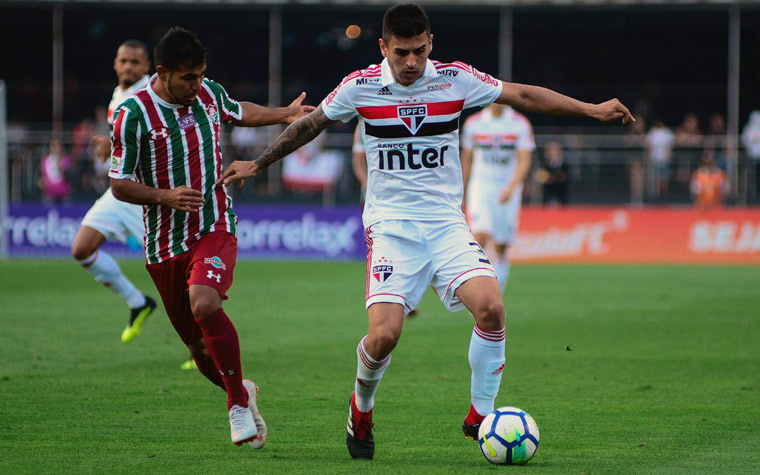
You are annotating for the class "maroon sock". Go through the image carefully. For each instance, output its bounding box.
[195,308,248,410]
[194,354,226,390]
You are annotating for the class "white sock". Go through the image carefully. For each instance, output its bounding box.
[78,251,146,309]
[469,325,506,416]
[493,258,510,292]
[354,336,391,413]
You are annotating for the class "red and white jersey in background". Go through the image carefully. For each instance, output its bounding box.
[107,74,150,126]
[322,58,502,227]
[461,106,535,190]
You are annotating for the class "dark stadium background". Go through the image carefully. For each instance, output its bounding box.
[2,3,760,130]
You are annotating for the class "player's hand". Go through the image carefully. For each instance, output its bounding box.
[162,186,204,211]
[591,99,634,124]
[92,135,111,163]
[498,185,516,203]
[216,160,262,188]
[284,92,316,125]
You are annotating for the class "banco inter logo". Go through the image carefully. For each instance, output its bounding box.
[397,105,427,135]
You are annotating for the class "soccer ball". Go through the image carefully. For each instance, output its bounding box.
[477,406,540,465]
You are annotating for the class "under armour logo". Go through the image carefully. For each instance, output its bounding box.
[207,270,221,283]
[150,127,169,140]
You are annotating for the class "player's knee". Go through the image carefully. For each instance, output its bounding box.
[71,243,94,261]
[368,329,400,357]
[475,300,505,330]
[190,298,221,320]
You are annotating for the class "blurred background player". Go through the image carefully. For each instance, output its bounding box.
[110,27,313,447]
[461,103,535,292]
[218,3,632,460]
[690,150,728,210]
[70,39,156,343]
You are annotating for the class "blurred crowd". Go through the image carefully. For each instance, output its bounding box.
[7,108,760,207]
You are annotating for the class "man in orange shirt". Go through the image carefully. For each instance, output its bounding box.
[690,151,728,210]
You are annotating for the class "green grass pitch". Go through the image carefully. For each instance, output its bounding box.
[1,260,759,474]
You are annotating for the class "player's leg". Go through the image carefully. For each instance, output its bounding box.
[348,221,428,459]
[187,231,263,447]
[491,242,510,292]
[72,225,156,341]
[348,302,404,459]
[429,221,505,440]
[455,276,506,439]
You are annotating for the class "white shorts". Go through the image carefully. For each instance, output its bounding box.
[81,188,145,246]
[365,219,497,314]
[466,183,523,245]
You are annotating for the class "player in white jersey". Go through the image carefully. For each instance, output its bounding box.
[218,3,634,460]
[461,103,535,292]
[71,40,156,343]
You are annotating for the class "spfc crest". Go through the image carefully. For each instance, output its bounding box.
[397,105,427,135]
[372,256,393,283]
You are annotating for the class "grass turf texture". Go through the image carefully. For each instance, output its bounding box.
[1,260,759,474]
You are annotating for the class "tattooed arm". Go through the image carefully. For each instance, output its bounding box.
[216,105,336,187]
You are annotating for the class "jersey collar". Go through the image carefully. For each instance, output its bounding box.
[147,73,183,110]
[380,58,438,87]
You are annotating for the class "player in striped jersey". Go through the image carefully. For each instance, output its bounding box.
[461,104,535,292]
[109,27,314,447]
[71,40,157,344]
[218,3,634,459]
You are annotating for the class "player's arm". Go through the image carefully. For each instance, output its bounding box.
[217,104,336,187]
[352,150,368,189]
[499,149,532,203]
[231,92,315,127]
[460,146,473,212]
[111,178,204,212]
[496,82,634,124]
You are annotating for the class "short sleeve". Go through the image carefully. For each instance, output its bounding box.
[204,79,242,123]
[461,115,477,150]
[109,104,142,180]
[322,76,358,123]
[517,119,536,152]
[463,65,503,110]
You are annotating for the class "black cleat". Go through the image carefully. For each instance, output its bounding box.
[346,392,374,459]
[462,420,480,441]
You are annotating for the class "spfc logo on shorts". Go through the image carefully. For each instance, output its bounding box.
[397,105,427,135]
[372,256,393,283]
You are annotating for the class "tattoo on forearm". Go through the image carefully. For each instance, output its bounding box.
[254,108,333,170]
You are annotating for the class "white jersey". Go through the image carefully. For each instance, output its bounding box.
[108,74,150,125]
[322,58,502,226]
[461,106,535,190]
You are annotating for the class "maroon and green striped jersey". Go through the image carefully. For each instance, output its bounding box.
[109,75,241,264]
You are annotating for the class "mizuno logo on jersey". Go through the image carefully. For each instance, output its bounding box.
[377,86,391,96]
[398,105,427,135]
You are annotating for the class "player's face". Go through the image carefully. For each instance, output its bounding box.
[114,46,150,89]
[160,63,206,107]
[380,32,433,87]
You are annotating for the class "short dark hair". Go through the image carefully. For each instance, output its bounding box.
[382,3,430,43]
[154,27,205,71]
[119,39,149,59]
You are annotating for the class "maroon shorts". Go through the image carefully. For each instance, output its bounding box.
[146,231,237,345]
